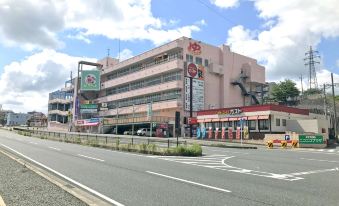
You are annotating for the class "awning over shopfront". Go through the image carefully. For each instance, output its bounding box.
[247,116,259,120]
[258,115,269,120]
[212,118,220,122]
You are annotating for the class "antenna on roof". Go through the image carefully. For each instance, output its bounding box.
[118,37,121,61]
[106,48,110,67]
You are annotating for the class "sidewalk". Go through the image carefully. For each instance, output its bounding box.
[180,137,263,149]
[0,150,87,206]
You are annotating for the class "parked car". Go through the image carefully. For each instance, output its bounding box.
[137,128,147,136]
[123,130,137,135]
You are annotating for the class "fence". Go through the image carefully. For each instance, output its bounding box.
[13,127,186,149]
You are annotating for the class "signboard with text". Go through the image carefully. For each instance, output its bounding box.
[299,135,324,144]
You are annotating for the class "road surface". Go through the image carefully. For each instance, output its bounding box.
[0,129,338,206]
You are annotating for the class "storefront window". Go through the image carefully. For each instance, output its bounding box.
[282,119,287,126]
[259,119,269,130]
[276,118,280,126]
[222,121,232,128]
[248,120,256,130]
[233,121,239,130]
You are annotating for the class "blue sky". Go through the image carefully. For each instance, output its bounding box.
[0,0,338,112]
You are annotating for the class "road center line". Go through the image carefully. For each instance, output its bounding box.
[78,154,105,162]
[0,144,123,206]
[48,147,61,151]
[300,158,339,163]
[146,171,231,193]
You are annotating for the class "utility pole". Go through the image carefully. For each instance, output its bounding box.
[300,75,304,95]
[116,105,118,135]
[132,104,135,137]
[323,84,327,119]
[331,73,337,140]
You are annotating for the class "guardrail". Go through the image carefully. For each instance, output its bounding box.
[13,127,186,149]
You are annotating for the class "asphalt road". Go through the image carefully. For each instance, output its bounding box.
[1,129,339,206]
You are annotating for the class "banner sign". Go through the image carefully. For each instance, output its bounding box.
[236,127,240,140]
[80,108,98,114]
[80,104,98,109]
[187,42,202,55]
[81,70,101,91]
[299,135,323,144]
[228,127,233,141]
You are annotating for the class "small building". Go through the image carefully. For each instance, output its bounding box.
[196,104,330,140]
[6,113,31,126]
[27,111,48,127]
[48,78,74,131]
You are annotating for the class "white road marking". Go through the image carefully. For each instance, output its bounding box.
[300,158,339,163]
[29,142,38,145]
[78,154,105,162]
[328,149,335,152]
[288,168,339,176]
[146,171,231,193]
[0,144,124,206]
[49,147,61,151]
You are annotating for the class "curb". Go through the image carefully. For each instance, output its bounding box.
[203,144,257,149]
[0,148,111,206]
[0,195,6,206]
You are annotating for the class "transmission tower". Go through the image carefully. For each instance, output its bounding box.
[304,46,320,90]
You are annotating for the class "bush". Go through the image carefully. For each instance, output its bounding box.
[115,138,120,149]
[172,143,202,156]
[147,144,157,154]
[139,143,147,153]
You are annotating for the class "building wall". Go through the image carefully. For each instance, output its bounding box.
[6,113,31,126]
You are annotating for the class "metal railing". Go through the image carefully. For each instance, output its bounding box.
[13,127,186,149]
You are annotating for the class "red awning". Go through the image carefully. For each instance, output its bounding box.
[228,117,238,121]
[197,119,204,123]
[220,118,229,121]
[203,119,212,122]
[247,116,258,120]
[258,115,269,120]
[212,118,220,122]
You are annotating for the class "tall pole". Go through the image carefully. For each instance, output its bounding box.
[300,75,304,95]
[331,73,337,140]
[190,77,193,138]
[323,84,327,119]
[116,106,118,135]
[149,102,153,138]
[132,104,135,137]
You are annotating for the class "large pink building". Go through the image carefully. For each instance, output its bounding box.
[73,37,265,135]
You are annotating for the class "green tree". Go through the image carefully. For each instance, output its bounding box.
[271,79,300,103]
[303,88,322,96]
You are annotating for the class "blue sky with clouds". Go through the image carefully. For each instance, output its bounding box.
[0,0,338,112]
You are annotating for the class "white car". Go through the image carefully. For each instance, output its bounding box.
[137,128,147,136]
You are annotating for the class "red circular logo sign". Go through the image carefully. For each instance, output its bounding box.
[187,63,197,77]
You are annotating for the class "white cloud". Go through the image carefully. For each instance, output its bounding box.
[0,0,203,49]
[210,0,239,9]
[0,50,96,113]
[336,59,339,68]
[225,0,339,86]
[116,49,134,61]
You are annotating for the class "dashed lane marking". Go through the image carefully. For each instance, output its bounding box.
[300,158,339,163]
[78,154,105,162]
[48,147,61,151]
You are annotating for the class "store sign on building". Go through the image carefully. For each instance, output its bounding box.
[80,70,101,91]
[187,42,202,55]
[185,63,205,112]
[217,108,242,116]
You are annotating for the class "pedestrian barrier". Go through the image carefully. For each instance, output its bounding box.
[281,140,287,148]
[267,141,273,149]
[291,140,298,148]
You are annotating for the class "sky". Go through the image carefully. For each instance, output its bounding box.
[0,0,338,113]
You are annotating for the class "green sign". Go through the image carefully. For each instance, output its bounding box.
[299,135,324,144]
[81,70,100,91]
[80,104,98,109]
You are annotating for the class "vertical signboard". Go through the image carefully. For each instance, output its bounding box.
[147,102,152,120]
[184,63,205,112]
[81,70,101,91]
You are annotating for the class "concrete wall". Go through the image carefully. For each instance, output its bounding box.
[286,119,329,138]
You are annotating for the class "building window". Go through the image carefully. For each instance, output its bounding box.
[222,121,232,128]
[204,59,209,67]
[233,121,239,130]
[259,119,269,130]
[248,120,256,130]
[186,54,193,62]
[276,118,280,126]
[282,119,287,126]
[195,57,202,65]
